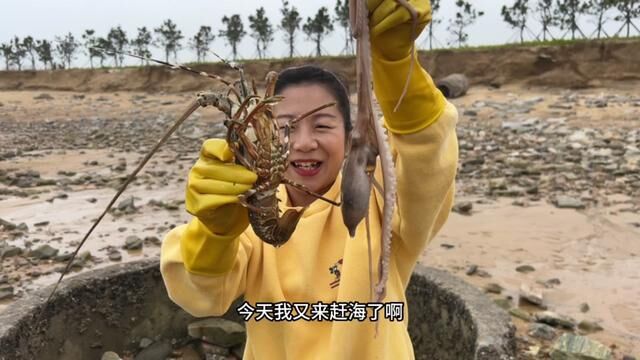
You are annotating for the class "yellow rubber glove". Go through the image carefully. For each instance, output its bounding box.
[182,138,257,276]
[368,0,432,60]
[368,0,446,134]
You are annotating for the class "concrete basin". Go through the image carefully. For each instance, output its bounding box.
[0,259,515,359]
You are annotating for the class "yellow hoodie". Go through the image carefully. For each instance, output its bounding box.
[161,47,459,359]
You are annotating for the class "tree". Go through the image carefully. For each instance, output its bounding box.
[502,0,531,43]
[280,0,302,58]
[107,26,128,67]
[303,7,334,57]
[154,19,184,62]
[249,7,274,59]
[427,0,442,49]
[35,39,53,70]
[21,36,37,70]
[82,29,101,69]
[190,26,215,62]
[613,0,640,37]
[447,1,484,47]
[95,37,111,67]
[220,14,246,60]
[131,27,153,65]
[536,0,558,40]
[334,0,353,54]
[556,0,588,39]
[586,0,616,38]
[55,32,79,69]
[0,43,12,70]
[10,37,27,71]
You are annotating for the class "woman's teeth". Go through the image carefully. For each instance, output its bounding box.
[292,161,320,170]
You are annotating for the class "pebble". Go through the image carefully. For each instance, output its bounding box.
[535,311,576,330]
[579,303,590,313]
[519,284,544,307]
[452,201,473,215]
[578,320,604,333]
[516,265,536,273]
[188,318,246,348]
[123,236,143,250]
[554,195,586,209]
[528,323,557,341]
[29,244,59,260]
[550,333,612,360]
[484,283,503,294]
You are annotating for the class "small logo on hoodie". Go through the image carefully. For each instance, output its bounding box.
[329,258,343,289]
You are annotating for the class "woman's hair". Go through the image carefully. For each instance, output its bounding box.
[274,65,352,134]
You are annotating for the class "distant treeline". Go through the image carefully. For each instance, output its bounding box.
[1,0,638,71]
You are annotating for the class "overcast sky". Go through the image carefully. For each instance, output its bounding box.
[0,0,623,67]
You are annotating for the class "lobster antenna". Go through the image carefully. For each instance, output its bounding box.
[92,47,233,87]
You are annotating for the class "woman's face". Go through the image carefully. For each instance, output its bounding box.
[275,83,346,206]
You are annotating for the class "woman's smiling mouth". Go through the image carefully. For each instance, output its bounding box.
[291,160,322,176]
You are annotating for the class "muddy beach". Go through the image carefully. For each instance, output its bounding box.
[1,45,640,359]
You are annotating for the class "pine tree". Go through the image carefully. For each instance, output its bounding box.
[55,32,79,69]
[502,0,531,43]
[154,19,184,62]
[556,0,588,39]
[280,0,302,58]
[613,0,640,37]
[190,26,215,62]
[82,29,101,69]
[249,7,274,59]
[334,0,353,54]
[447,1,484,47]
[107,26,128,66]
[0,43,13,70]
[536,0,558,40]
[303,7,334,57]
[10,37,27,71]
[22,36,37,70]
[35,39,53,70]
[220,14,246,60]
[427,0,442,49]
[131,27,153,65]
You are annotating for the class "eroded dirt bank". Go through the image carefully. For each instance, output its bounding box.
[0,39,638,93]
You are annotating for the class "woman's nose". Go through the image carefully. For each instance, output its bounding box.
[291,126,318,152]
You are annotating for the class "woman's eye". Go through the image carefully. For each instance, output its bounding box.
[316,124,332,130]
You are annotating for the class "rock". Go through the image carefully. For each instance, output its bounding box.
[108,251,122,261]
[535,311,576,330]
[29,244,59,260]
[144,236,161,246]
[115,196,137,214]
[554,195,586,209]
[123,236,143,250]
[0,218,18,230]
[1,245,23,258]
[465,264,478,276]
[550,333,612,360]
[516,265,536,273]
[539,278,562,288]
[509,308,532,322]
[0,287,14,300]
[484,283,503,294]
[188,318,246,348]
[54,252,74,262]
[452,201,473,215]
[73,94,86,100]
[200,342,230,356]
[34,221,50,227]
[622,356,637,360]
[138,337,153,349]
[101,351,121,360]
[578,320,603,333]
[134,340,172,360]
[528,323,557,341]
[519,284,544,306]
[34,93,54,100]
[493,298,512,310]
[579,303,590,313]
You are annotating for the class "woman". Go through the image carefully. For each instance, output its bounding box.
[160,1,459,358]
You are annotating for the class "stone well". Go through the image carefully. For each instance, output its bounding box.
[0,259,516,359]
